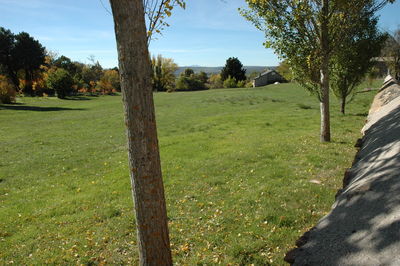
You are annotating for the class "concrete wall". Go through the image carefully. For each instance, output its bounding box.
[285,76,400,266]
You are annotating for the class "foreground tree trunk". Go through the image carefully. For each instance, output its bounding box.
[320,0,331,142]
[109,1,172,265]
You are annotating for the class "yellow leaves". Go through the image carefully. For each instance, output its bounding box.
[171,242,191,256]
[213,208,223,217]
[180,243,190,252]
[307,54,312,69]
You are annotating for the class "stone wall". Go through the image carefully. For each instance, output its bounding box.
[253,70,286,87]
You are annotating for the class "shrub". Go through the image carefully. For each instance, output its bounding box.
[208,74,223,89]
[182,68,194,77]
[197,71,208,84]
[46,68,74,99]
[245,81,254,88]
[96,80,116,95]
[175,70,208,91]
[176,75,207,91]
[0,75,16,104]
[96,69,120,95]
[223,76,237,88]
[237,80,247,88]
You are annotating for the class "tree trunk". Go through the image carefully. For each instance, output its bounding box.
[320,0,331,142]
[109,1,172,265]
[340,98,346,115]
[25,70,34,96]
[7,69,19,91]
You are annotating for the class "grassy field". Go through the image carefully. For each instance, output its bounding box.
[0,82,379,265]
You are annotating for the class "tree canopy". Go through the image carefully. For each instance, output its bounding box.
[241,0,394,141]
[220,57,246,82]
[0,28,45,94]
[330,13,387,114]
[151,54,178,91]
[144,0,185,44]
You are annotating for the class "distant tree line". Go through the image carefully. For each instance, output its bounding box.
[151,56,256,92]
[0,27,120,103]
[0,26,262,104]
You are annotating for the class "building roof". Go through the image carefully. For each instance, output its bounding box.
[253,69,277,81]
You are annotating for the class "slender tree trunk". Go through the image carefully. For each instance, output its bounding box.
[109,1,172,265]
[340,98,346,115]
[320,0,331,142]
[25,70,34,96]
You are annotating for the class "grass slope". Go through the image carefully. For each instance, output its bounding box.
[0,82,378,265]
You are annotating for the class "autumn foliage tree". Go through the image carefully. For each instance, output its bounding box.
[0,28,45,95]
[151,54,178,91]
[96,69,120,94]
[0,75,16,103]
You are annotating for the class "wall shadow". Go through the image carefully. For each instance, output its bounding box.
[290,104,400,265]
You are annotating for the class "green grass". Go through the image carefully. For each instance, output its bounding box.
[0,82,379,265]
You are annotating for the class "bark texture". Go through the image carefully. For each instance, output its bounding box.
[320,0,331,142]
[109,1,172,265]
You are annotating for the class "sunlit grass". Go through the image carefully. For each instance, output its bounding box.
[0,81,380,265]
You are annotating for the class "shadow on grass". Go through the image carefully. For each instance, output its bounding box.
[0,105,85,112]
[349,112,368,117]
[332,140,349,145]
[64,96,94,101]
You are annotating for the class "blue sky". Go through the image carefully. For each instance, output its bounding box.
[1,0,399,68]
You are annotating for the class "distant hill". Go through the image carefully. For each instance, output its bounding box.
[175,66,277,76]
